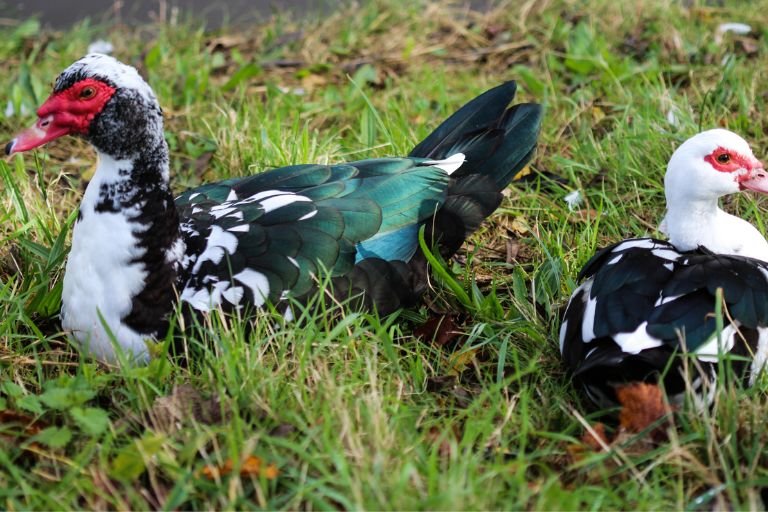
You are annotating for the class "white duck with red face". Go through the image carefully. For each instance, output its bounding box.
[660,128,768,259]
[561,130,768,409]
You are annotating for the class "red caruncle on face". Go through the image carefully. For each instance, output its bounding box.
[704,146,760,175]
[37,78,117,134]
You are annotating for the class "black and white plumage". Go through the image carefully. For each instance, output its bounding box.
[6,54,542,363]
[560,130,768,408]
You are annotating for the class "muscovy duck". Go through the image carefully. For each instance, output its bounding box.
[5,54,542,363]
[560,129,768,408]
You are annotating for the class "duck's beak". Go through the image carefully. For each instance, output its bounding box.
[740,162,768,193]
[5,113,71,155]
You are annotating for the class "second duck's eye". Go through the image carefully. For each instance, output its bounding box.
[716,153,731,164]
[80,86,96,99]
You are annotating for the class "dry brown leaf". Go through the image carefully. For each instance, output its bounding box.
[426,426,454,459]
[448,348,478,376]
[509,217,530,236]
[201,455,279,480]
[569,383,673,461]
[0,409,46,437]
[414,314,463,347]
[569,209,599,223]
[300,73,327,92]
[269,423,296,438]
[147,384,222,432]
[580,422,609,451]
[567,421,609,462]
[616,382,671,440]
[506,237,520,263]
[736,36,759,56]
[206,34,248,51]
[591,106,606,124]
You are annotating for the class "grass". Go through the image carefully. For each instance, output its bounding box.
[1,0,768,508]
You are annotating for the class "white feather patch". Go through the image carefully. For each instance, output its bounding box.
[655,293,682,307]
[222,285,244,306]
[299,210,318,221]
[613,321,663,354]
[580,282,597,343]
[558,319,568,353]
[615,239,662,251]
[750,327,768,385]
[192,226,239,274]
[165,237,186,265]
[260,194,311,213]
[650,248,681,261]
[423,152,466,175]
[181,287,213,311]
[239,189,285,204]
[694,324,739,363]
[234,268,270,307]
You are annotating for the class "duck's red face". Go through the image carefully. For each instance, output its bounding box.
[704,145,768,193]
[5,78,116,155]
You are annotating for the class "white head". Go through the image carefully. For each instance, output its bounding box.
[665,129,768,204]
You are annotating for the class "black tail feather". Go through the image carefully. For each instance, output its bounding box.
[410,81,542,259]
[409,81,520,159]
[409,81,542,190]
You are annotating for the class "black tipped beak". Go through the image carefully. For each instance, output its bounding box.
[5,140,15,156]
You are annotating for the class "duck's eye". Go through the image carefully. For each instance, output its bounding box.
[716,153,731,164]
[80,86,96,99]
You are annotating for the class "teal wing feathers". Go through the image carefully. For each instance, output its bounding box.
[175,158,450,311]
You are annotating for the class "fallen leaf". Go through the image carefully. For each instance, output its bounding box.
[616,382,671,440]
[506,237,520,263]
[569,383,673,461]
[146,384,223,432]
[580,422,609,451]
[0,409,46,437]
[512,165,533,181]
[206,34,248,51]
[569,209,599,223]
[425,375,477,407]
[509,217,530,236]
[426,375,458,393]
[426,426,454,459]
[269,423,296,438]
[591,106,606,124]
[414,315,462,347]
[447,348,478,376]
[736,36,759,56]
[300,73,327,92]
[201,455,279,480]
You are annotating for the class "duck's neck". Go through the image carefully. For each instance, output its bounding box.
[662,194,768,260]
[62,137,183,362]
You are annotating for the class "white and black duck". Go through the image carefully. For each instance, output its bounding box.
[560,129,768,408]
[6,54,542,363]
